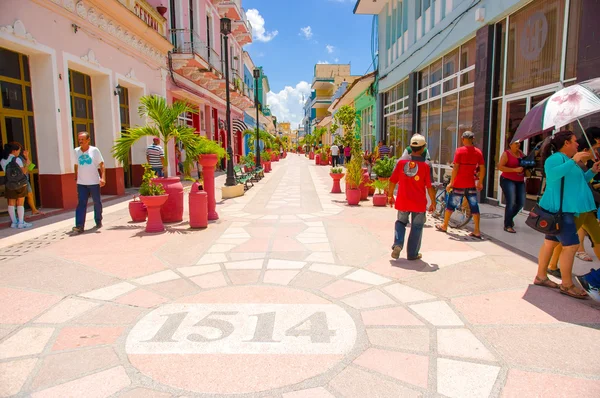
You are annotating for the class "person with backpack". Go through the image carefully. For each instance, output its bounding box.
[1,143,32,228]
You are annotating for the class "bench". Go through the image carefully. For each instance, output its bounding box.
[233,165,254,190]
[243,163,264,181]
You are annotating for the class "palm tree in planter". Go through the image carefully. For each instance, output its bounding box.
[112,95,203,223]
[345,156,363,205]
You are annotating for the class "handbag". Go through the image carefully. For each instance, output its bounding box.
[525,176,564,236]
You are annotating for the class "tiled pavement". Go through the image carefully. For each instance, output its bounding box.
[1,155,600,397]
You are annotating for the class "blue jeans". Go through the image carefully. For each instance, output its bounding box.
[500,176,525,228]
[152,167,164,177]
[446,188,480,214]
[76,184,102,228]
[394,211,426,259]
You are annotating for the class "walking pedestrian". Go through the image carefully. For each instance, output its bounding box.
[388,134,436,260]
[344,145,351,164]
[72,132,105,234]
[330,142,340,167]
[11,142,41,215]
[146,137,165,177]
[534,131,600,299]
[499,139,526,233]
[378,141,391,159]
[436,131,485,239]
[339,145,345,166]
[1,143,32,229]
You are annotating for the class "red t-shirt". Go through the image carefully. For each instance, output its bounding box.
[389,158,432,212]
[453,146,485,188]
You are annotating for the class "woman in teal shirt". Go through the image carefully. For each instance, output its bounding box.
[536,131,600,299]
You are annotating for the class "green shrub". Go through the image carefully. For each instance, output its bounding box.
[372,157,396,178]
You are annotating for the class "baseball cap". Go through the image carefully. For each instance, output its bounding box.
[410,134,426,147]
[462,131,475,139]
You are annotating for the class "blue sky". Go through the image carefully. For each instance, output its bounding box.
[243,0,376,127]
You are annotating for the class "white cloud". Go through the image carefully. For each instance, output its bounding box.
[267,81,311,127]
[326,45,335,54]
[247,9,278,42]
[334,57,339,62]
[300,26,313,39]
[317,60,330,64]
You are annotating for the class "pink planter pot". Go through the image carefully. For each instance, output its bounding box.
[198,154,219,220]
[330,173,344,193]
[152,177,183,223]
[140,194,169,233]
[309,152,314,160]
[315,154,320,165]
[347,188,361,206]
[373,194,387,207]
[128,199,147,222]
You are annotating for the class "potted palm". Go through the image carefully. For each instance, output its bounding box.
[196,137,226,221]
[345,157,362,205]
[138,164,168,232]
[370,179,388,207]
[112,95,203,223]
[330,167,344,193]
[261,150,271,172]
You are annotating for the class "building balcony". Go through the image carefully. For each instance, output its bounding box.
[310,95,333,109]
[132,0,168,36]
[312,76,335,90]
[214,0,243,21]
[170,29,223,76]
[232,8,252,45]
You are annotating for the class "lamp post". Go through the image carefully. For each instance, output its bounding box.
[253,68,261,168]
[221,17,235,187]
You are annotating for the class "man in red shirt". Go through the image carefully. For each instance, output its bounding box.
[388,134,436,260]
[437,131,486,238]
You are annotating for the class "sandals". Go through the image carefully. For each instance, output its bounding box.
[504,227,516,233]
[559,284,588,299]
[469,232,484,240]
[435,224,447,233]
[534,276,559,289]
[575,252,593,262]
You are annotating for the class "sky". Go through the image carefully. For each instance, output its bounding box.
[242,0,376,128]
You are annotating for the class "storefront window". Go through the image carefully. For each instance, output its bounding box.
[418,104,428,137]
[565,0,581,80]
[506,0,565,94]
[493,20,506,97]
[458,87,475,146]
[441,94,458,166]
[428,99,441,164]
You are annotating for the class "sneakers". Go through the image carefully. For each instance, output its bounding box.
[10,223,17,228]
[391,245,402,259]
[71,226,84,234]
[95,222,102,229]
[17,222,33,229]
[575,274,600,302]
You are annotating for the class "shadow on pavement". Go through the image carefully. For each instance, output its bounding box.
[521,285,600,324]
[389,259,440,273]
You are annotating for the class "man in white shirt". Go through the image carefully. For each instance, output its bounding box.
[330,143,340,167]
[72,132,105,234]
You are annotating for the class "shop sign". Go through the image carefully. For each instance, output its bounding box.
[520,11,549,61]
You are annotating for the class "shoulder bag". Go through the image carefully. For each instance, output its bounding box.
[525,175,564,236]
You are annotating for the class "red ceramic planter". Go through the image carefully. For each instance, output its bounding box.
[140,194,169,233]
[373,194,387,207]
[330,173,344,193]
[199,154,219,220]
[128,199,147,222]
[152,177,183,223]
[309,152,314,160]
[315,154,320,165]
[347,188,361,205]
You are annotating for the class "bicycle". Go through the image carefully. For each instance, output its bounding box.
[432,175,473,229]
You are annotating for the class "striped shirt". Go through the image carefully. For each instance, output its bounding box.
[146,144,164,168]
[379,145,390,159]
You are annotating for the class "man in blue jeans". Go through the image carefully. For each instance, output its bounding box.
[72,132,106,234]
[388,134,436,260]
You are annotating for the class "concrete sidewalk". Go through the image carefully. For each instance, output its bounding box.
[0,154,599,398]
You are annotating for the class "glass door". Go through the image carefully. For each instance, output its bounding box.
[495,89,555,207]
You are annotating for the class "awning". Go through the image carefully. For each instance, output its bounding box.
[328,72,376,113]
[233,119,248,133]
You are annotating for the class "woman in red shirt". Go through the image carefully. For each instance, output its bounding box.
[498,140,525,233]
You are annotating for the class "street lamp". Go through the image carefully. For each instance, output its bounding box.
[253,68,261,168]
[220,17,235,186]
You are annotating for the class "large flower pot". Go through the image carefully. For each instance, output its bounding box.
[321,157,329,166]
[378,177,393,205]
[152,177,184,223]
[330,173,344,193]
[128,198,147,222]
[360,169,370,200]
[346,182,359,200]
[315,154,320,165]
[140,194,169,233]
[373,193,387,207]
[199,154,219,220]
[347,188,361,206]
[271,152,277,162]
[309,152,314,160]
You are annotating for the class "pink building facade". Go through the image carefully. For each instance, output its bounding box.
[0,0,255,211]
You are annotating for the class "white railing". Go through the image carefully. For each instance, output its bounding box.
[169,29,209,60]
